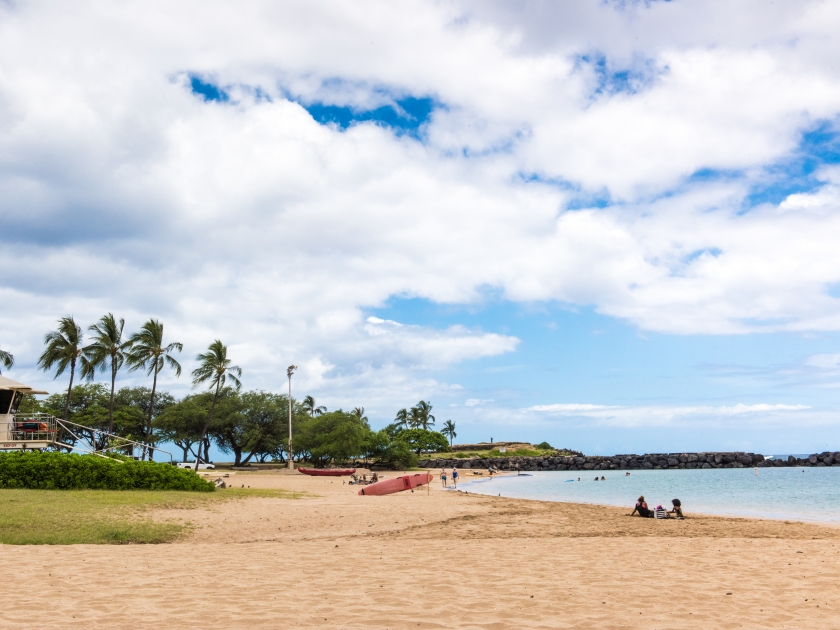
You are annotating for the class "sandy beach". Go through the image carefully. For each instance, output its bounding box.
[2,470,839,629]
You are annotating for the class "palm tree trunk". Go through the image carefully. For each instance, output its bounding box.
[63,358,76,421]
[195,381,221,471]
[143,366,159,461]
[108,359,116,436]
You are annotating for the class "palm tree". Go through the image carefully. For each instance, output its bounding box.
[394,408,409,429]
[441,420,457,446]
[82,314,131,436]
[126,319,183,460]
[351,407,367,422]
[413,400,435,430]
[0,348,13,373]
[191,340,241,471]
[38,316,86,421]
[302,395,326,416]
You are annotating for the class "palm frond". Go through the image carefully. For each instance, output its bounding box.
[0,349,13,370]
[191,340,241,391]
[38,316,83,378]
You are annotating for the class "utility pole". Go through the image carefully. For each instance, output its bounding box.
[287,364,297,470]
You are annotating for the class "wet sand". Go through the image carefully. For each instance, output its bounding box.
[2,470,839,628]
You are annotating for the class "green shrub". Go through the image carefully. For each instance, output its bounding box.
[455,452,469,459]
[536,441,553,450]
[375,441,419,469]
[0,452,214,491]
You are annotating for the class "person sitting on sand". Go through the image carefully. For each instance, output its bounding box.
[668,498,684,519]
[631,496,653,518]
[371,472,379,483]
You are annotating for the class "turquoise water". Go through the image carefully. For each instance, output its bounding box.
[458,467,840,522]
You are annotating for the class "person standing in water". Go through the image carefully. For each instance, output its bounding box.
[451,468,459,488]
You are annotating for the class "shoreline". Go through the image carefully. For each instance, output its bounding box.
[4,472,840,628]
[449,468,840,526]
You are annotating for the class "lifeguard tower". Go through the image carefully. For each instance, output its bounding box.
[0,375,55,450]
[0,375,174,461]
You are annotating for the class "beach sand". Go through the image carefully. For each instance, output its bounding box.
[2,470,839,628]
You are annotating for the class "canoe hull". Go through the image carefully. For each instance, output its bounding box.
[358,472,433,496]
[297,468,356,476]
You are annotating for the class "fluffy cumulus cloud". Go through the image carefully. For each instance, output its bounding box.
[3,0,840,417]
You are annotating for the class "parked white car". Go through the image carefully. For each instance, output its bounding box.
[176,462,215,470]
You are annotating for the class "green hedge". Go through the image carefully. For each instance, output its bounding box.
[0,452,215,491]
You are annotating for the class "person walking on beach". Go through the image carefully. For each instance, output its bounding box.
[451,468,459,488]
[441,470,447,487]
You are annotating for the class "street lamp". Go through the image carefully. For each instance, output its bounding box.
[287,364,297,470]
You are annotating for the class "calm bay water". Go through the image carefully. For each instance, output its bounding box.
[458,466,840,522]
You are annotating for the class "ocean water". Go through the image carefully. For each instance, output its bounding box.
[457,466,840,523]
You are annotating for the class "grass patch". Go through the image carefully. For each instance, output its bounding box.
[428,448,564,459]
[0,487,303,545]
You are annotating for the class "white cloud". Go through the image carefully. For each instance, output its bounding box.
[4,0,840,416]
[805,353,840,370]
[521,402,812,428]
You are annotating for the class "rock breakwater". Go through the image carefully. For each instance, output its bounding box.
[419,451,840,471]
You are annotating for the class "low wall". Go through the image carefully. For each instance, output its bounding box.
[419,451,840,471]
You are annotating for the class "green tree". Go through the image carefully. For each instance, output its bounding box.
[382,421,405,440]
[155,395,208,462]
[376,439,419,469]
[113,386,176,459]
[126,319,183,460]
[394,408,409,429]
[302,395,326,416]
[191,340,241,471]
[411,400,435,430]
[295,411,368,467]
[41,383,110,450]
[210,390,288,466]
[396,428,449,455]
[0,348,13,373]
[38,316,87,421]
[351,406,367,422]
[441,419,457,446]
[82,314,131,436]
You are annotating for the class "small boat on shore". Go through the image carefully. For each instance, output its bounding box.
[298,467,356,476]
[358,472,433,496]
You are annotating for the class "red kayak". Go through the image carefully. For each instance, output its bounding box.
[298,467,356,476]
[358,472,433,496]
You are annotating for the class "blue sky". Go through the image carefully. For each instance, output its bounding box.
[3,0,840,459]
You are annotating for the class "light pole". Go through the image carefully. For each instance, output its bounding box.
[287,364,297,470]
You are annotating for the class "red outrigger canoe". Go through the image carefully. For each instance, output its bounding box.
[358,472,433,496]
[297,467,356,476]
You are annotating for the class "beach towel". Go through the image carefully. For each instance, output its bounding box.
[654,506,668,519]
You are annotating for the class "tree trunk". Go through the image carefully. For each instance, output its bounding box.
[240,452,254,466]
[63,358,76,421]
[195,383,220,471]
[143,365,159,461]
[107,358,116,436]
